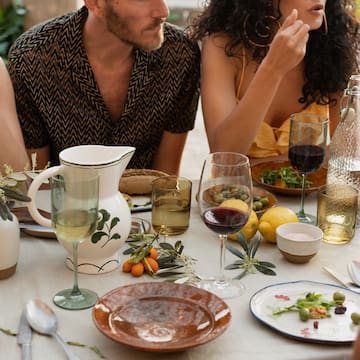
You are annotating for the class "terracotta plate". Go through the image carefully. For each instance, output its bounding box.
[251,160,327,196]
[92,282,231,352]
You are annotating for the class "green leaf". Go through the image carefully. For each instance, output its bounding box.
[226,245,245,259]
[236,235,249,255]
[99,209,110,222]
[254,264,277,276]
[91,231,107,244]
[156,271,184,277]
[225,263,242,270]
[0,198,12,221]
[123,248,134,255]
[258,261,276,268]
[0,186,31,202]
[110,233,121,240]
[249,236,261,258]
[110,217,120,230]
[0,327,16,336]
[159,242,174,250]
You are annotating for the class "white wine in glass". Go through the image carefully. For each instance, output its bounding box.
[51,174,99,310]
[151,176,192,239]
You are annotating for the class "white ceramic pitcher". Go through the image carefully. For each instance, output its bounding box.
[27,145,135,274]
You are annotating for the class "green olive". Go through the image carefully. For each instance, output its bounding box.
[240,193,249,201]
[333,291,346,304]
[299,308,310,321]
[213,193,225,204]
[253,201,263,211]
[260,197,270,206]
[351,312,360,325]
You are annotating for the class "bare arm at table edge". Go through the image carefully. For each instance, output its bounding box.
[0,59,29,171]
[152,131,189,176]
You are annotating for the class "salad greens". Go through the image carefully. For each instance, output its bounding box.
[272,291,345,321]
[259,167,312,189]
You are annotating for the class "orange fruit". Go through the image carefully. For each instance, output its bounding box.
[131,262,145,277]
[149,247,158,260]
[122,259,133,273]
[143,257,159,273]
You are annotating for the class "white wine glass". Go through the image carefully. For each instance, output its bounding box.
[51,174,99,310]
[289,113,328,224]
[197,152,253,299]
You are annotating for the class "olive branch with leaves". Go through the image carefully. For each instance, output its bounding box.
[226,233,277,279]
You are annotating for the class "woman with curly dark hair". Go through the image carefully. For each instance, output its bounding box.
[190,0,359,161]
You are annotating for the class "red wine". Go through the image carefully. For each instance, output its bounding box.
[289,145,325,174]
[202,207,248,235]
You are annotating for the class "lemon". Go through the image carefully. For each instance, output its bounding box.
[228,210,259,241]
[219,199,257,241]
[219,199,249,212]
[258,206,298,243]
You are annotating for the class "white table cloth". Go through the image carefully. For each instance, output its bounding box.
[0,189,358,360]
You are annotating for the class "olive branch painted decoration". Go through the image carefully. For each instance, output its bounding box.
[91,209,121,248]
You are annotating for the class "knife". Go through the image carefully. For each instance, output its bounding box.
[322,266,360,293]
[17,310,32,360]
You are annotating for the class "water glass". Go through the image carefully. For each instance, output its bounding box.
[317,184,358,244]
[151,176,192,237]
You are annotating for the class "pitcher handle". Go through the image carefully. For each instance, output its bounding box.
[27,166,64,228]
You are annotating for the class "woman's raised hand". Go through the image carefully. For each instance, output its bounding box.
[264,9,310,76]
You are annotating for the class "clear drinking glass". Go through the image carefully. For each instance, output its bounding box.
[289,113,328,224]
[197,152,252,299]
[151,176,192,241]
[51,174,99,310]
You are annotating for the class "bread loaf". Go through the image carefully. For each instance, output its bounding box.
[119,169,168,194]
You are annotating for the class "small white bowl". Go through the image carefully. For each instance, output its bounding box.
[276,223,323,264]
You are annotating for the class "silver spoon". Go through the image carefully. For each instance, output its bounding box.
[25,299,80,360]
[348,261,360,287]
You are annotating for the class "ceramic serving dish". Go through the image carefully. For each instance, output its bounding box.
[251,160,327,196]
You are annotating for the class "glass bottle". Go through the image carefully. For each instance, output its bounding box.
[326,76,360,225]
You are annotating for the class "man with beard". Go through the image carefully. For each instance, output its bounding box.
[7,0,200,174]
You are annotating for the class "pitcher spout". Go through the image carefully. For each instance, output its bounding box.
[59,145,135,168]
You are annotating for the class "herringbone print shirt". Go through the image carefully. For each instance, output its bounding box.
[8,7,200,168]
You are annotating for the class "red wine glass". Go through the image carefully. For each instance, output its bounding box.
[289,113,328,224]
[197,152,253,299]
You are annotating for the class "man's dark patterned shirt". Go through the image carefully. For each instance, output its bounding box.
[8,7,200,168]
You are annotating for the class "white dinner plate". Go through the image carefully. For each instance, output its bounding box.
[249,280,360,344]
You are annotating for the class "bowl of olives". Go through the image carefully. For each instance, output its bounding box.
[202,184,277,218]
[252,187,277,218]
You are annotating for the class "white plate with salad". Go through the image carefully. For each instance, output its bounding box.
[250,280,360,344]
